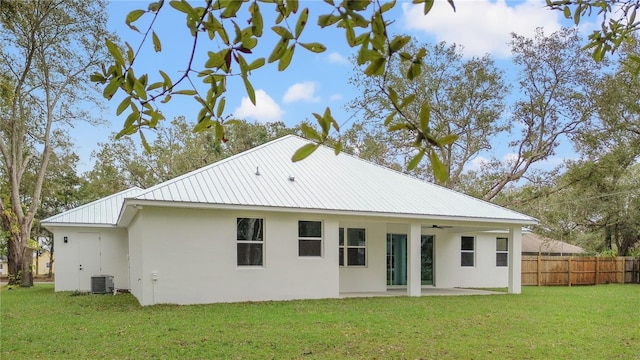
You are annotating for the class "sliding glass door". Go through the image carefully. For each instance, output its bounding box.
[421,235,434,285]
[386,234,435,286]
[386,234,407,285]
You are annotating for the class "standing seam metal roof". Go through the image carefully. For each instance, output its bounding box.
[41,187,143,225]
[41,136,536,226]
[130,135,535,223]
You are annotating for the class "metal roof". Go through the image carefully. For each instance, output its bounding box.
[42,187,143,226]
[128,135,535,224]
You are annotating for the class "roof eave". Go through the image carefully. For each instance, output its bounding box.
[116,198,142,227]
[120,199,538,226]
[41,222,120,231]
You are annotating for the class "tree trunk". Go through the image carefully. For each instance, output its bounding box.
[617,232,634,257]
[7,234,22,285]
[7,230,33,286]
[3,210,35,286]
[22,242,34,287]
[48,245,54,278]
[604,226,612,250]
[21,221,34,286]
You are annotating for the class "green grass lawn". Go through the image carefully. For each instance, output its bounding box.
[2,285,639,359]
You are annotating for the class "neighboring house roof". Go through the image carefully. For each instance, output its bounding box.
[42,187,143,226]
[521,233,585,255]
[43,136,536,228]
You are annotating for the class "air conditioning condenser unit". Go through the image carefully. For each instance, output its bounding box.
[91,275,114,294]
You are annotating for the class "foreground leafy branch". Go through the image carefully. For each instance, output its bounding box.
[94,0,457,183]
[547,0,640,63]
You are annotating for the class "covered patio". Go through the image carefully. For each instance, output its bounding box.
[340,287,506,298]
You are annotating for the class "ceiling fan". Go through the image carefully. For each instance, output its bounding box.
[431,225,454,229]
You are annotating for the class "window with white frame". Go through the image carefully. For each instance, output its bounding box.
[339,228,366,266]
[496,237,508,267]
[461,236,475,267]
[299,220,322,257]
[237,218,264,266]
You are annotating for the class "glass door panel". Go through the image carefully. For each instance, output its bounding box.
[421,235,434,285]
[386,234,407,286]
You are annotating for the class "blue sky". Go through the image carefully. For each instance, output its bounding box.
[72,0,594,173]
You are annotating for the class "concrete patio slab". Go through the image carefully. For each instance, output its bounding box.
[340,288,505,298]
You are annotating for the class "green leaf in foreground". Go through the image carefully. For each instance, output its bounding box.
[437,134,459,147]
[300,123,321,141]
[174,89,197,95]
[334,139,343,155]
[292,143,319,162]
[116,96,132,116]
[278,44,295,71]
[242,75,256,104]
[430,150,448,183]
[105,38,125,66]
[152,31,162,52]
[126,9,145,30]
[300,42,326,53]
[407,148,425,171]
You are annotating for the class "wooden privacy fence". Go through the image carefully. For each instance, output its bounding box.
[522,256,640,286]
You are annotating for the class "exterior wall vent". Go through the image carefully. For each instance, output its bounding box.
[91,275,114,294]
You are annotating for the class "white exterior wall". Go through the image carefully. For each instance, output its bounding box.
[435,231,510,288]
[127,213,145,301]
[51,227,129,291]
[508,226,522,294]
[49,208,525,303]
[129,207,340,305]
[338,221,387,293]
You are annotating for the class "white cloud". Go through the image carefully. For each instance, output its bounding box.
[537,155,572,168]
[468,156,490,171]
[283,82,320,104]
[402,0,563,58]
[329,93,343,101]
[503,152,519,165]
[234,89,284,123]
[327,52,349,64]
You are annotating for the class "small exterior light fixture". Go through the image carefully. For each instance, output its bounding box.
[63,236,68,243]
[288,176,295,182]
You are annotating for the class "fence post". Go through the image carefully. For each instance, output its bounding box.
[595,256,599,285]
[568,257,572,287]
[618,257,623,284]
[537,255,542,286]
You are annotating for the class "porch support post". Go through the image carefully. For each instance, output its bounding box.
[508,226,522,294]
[407,223,422,297]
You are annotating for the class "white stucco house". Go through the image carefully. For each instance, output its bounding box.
[42,135,536,306]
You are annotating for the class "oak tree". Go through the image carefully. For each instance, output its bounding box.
[347,40,508,188]
[464,28,603,201]
[0,0,110,286]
